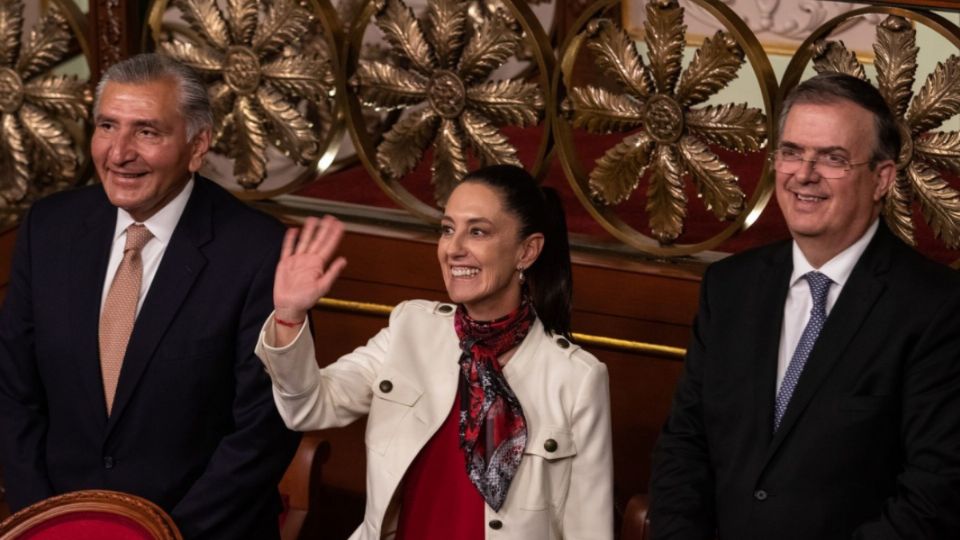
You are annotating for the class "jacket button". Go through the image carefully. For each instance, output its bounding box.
[103,456,115,469]
[544,439,558,452]
[379,380,393,393]
[556,337,570,349]
[754,489,768,501]
[488,519,502,530]
[438,304,453,313]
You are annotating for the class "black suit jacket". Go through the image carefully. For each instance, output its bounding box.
[650,223,960,540]
[0,177,300,539]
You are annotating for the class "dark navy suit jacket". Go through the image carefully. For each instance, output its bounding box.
[650,223,960,540]
[0,176,300,539]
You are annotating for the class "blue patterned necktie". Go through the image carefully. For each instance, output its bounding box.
[774,271,833,431]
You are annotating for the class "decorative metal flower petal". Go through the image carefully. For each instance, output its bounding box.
[158,0,338,191]
[813,14,960,249]
[353,0,544,204]
[0,0,90,223]
[563,0,761,244]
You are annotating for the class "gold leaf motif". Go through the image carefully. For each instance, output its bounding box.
[812,40,866,80]
[678,135,744,219]
[431,118,468,204]
[427,0,465,71]
[232,96,268,188]
[352,0,542,204]
[675,31,744,108]
[461,109,520,167]
[914,131,960,175]
[909,160,960,248]
[907,55,960,134]
[23,74,89,120]
[15,1,70,80]
[160,39,225,73]
[1,112,29,202]
[0,0,23,67]
[686,103,765,153]
[457,17,517,84]
[208,81,235,146]
[256,85,319,162]
[883,173,916,246]
[466,79,542,126]
[585,18,653,101]
[377,0,436,76]
[19,103,75,180]
[252,0,312,55]
[261,55,328,100]
[565,0,765,245]
[643,0,685,94]
[354,61,429,109]
[174,0,231,52]
[589,132,654,205]
[227,0,258,44]
[874,15,917,117]
[567,86,644,133]
[646,144,687,243]
[377,107,440,180]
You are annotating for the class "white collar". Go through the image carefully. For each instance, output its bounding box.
[112,178,194,244]
[790,219,879,288]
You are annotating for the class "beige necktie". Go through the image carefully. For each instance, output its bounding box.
[99,224,153,414]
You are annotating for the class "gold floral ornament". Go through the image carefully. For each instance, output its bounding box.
[350,0,548,207]
[152,0,341,194]
[560,0,766,245]
[806,14,960,250]
[0,0,91,224]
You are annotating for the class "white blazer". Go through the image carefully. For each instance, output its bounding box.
[256,300,614,540]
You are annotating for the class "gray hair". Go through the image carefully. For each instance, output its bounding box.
[778,72,901,168]
[94,53,213,141]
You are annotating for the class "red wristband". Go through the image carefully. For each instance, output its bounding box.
[274,315,305,328]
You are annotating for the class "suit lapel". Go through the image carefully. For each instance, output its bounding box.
[763,225,892,464]
[106,180,212,434]
[67,192,116,426]
[750,245,792,453]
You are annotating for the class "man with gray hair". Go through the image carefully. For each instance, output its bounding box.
[650,72,960,539]
[0,53,299,539]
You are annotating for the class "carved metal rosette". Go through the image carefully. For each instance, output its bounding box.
[554,0,777,256]
[0,0,91,225]
[782,7,960,257]
[147,0,344,198]
[344,0,554,221]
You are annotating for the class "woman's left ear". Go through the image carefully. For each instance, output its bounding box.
[519,233,545,268]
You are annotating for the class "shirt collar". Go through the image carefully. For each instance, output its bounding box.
[112,178,195,244]
[790,218,879,288]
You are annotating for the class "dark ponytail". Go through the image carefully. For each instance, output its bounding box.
[461,165,573,337]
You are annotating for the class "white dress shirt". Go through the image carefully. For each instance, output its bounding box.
[99,179,194,317]
[775,219,879,392]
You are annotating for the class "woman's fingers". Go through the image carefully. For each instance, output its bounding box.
[311,216,344,265]
[316,256,348,296]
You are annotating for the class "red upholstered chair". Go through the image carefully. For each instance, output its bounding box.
[0,489,181,540]
[279,433,331,540]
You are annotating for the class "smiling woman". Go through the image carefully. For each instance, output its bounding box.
[255,165,614,540]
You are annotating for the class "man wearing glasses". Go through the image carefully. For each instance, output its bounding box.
[650,72,960,539]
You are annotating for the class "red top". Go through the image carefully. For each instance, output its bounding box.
[396,395,485,540]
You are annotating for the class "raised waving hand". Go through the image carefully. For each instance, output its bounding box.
[273,216,347,330]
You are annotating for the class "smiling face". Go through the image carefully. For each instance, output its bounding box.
[775,100,895,267]
[92,78,210,222]
[438,182,543,320]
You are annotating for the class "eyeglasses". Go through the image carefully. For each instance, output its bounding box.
[771,147,871,179]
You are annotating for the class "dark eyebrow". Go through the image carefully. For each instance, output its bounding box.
[778,141,849,155]
[439,216,494,226]
[93,115,166,131]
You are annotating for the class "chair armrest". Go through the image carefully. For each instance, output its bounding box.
[279,433,331,540]
[621,493,651,540]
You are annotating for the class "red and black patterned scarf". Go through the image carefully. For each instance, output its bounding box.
[454,300,535,511]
